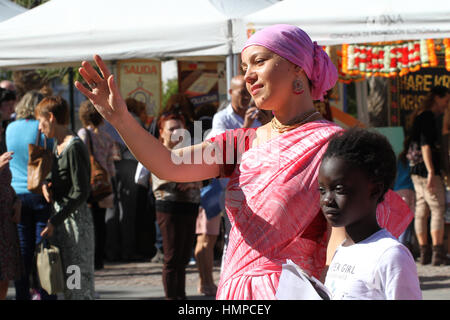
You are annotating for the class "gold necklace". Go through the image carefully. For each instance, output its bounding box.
[270,109,322,133]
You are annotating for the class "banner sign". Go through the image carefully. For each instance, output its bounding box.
[117,59,162,116]
[389,63,449,127]
[341,40,437,78]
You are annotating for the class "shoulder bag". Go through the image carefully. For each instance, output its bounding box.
[85,129,113,203]
[27,128,53,194]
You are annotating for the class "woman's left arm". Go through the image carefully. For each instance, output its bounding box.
[48,141,91,227]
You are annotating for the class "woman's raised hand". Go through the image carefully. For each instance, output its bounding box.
[75,55,128,126]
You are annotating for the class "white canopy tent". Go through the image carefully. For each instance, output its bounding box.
[209,0,277,18]
[0,0,241,69]
[241,0,450,46]
[1,0,449,68]
[0,0,27,22]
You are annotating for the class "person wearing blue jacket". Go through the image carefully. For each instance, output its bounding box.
[5,91,55,300]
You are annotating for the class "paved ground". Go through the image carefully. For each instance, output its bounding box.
[6,259,450,300]
[92,261,222,300]
[414,262,450,299]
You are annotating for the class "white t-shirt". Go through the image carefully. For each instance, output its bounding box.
[324,229,422,300]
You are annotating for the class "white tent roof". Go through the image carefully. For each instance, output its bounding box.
[1,0,449,69]
[242,0,450,46]
[0,0,237,69]
[209,0,277,18]
[0,0,27,22]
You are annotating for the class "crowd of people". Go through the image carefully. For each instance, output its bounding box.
[0,24,449,301]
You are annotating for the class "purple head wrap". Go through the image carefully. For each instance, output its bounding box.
[242,24,337,101]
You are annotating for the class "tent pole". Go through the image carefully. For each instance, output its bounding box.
[226,54,233,101]
[233,53,239,76]
[68,67,75,131]
[226,19,235,101]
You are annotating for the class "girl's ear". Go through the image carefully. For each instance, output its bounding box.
[370,182,385,204]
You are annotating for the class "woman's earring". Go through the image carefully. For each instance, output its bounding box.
[292,78,304,95]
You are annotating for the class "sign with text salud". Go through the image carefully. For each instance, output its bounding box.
[117,59,162,116]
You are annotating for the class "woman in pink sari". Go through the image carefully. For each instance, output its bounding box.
[75,24,412,300]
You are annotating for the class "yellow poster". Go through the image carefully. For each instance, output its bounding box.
[117,59,162,116]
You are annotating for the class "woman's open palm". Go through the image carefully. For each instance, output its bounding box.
[75,55,127,125]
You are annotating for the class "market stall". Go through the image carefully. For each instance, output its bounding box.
[0,0,237,69]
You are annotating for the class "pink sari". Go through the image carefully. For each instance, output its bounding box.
[210,120,412,300]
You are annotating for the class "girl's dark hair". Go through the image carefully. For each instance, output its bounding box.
[323,127,397,203]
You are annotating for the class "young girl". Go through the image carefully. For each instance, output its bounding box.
[319,127,422,300]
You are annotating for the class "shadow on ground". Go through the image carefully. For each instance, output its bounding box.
[419,275,450,290]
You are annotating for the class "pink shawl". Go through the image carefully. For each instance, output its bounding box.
[210,121,412,300]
